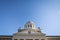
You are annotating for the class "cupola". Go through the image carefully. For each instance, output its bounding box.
[24,21,35,29]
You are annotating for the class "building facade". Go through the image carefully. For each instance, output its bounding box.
[0,21,60,40]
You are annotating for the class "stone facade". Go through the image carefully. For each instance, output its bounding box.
[0,35,12,40]
[0,21,60,40]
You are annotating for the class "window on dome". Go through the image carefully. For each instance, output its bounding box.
[28,30,31,34]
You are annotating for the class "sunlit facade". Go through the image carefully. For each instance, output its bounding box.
[0,21,60,40]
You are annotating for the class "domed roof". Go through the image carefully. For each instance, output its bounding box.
[24,21,35,29]
[25,21,34,25]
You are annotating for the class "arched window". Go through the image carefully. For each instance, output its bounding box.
[28,24,30,27]
[30,24,32,27]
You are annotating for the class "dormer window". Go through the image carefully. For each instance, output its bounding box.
[28,30,31,34]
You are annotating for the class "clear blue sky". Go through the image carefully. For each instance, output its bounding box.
[0,0,60,35]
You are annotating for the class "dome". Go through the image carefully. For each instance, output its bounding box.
[26,21,33,24]
[24,21,35,29]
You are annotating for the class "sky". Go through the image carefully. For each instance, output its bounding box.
[0,0,60,35]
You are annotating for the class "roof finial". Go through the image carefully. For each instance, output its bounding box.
[18,27,21,32]
[38,27,41,30]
